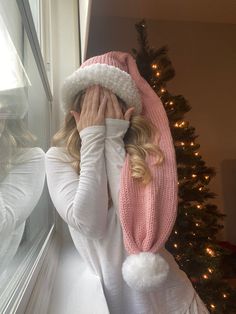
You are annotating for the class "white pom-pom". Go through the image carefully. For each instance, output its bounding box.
[122,252,170,292]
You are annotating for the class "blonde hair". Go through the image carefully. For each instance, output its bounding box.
[0,119,37,181]
[53,90,165,208]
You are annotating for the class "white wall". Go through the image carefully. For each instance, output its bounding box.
[51,0,80,134]
[50,0,80,242]
[87,16,236,243]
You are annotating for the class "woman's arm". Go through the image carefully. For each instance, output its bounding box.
[104,118,130,213]
[0,147,45,238]
[45,125,109,239]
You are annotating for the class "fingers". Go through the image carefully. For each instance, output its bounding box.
[103,88,114,118]
[91,85,100,112]
[124,107,135,121]
[81,86,91,114]
[110,93,123,118]
[70,110,80,121]
[98,93,107,117]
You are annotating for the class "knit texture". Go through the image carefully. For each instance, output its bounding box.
[112,52,178,255]
[61,51,179,290]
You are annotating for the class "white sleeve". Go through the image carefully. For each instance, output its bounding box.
[45,125,109,239]
[0,147,45,238]
[104,118,130,213]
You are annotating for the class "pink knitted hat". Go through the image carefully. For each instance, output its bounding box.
[61,51,178,292]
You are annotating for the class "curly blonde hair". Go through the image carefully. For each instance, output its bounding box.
[53,90,165,208]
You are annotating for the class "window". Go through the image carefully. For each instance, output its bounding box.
[0,0,54,311]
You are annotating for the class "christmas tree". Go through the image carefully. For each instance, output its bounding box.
[131,19,236,314]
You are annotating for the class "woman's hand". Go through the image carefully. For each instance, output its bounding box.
[70,85,107,133]
[102,87,135,121]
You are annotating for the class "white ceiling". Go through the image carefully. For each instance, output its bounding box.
[92,0,236,24]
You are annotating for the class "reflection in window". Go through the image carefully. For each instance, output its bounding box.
[0,0,52,301]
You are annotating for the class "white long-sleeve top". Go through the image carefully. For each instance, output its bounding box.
[0,147,45,276]
[45,119,209,314]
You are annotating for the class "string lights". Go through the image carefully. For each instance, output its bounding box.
[206,247,215,257]
[147,57,234,313]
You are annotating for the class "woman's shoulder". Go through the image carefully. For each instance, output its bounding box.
[14,147,45,164]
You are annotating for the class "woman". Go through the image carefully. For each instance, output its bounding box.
[0,116,45,279]
[45,51,209,313]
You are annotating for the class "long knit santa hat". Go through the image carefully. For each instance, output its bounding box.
[61,51,178,292]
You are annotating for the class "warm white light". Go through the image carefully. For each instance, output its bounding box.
[206,248,215,256]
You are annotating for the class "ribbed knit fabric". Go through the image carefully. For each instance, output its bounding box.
[61,51,179,290]
[113,52,178,254]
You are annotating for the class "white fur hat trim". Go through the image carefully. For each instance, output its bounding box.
[61,63,142,114]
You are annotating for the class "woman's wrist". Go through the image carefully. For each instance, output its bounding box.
[105,118,130,138]
[79,124,106,139]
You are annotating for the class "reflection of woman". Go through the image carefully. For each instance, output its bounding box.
[0,113,45,277]
[45,52,209,313]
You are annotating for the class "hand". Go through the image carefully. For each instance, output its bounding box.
[101,87,135,121]
[70,85,107,133]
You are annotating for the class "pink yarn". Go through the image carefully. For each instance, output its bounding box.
[111,52,178,255]
[62,51,178,257]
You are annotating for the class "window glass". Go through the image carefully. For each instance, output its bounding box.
[0,0,53,300]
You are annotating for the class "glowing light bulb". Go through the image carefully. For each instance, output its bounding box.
[181,142,185,146]
[199,187,203,191]
[174,243,178,248]
[203,274,208,279]
[197,205,202,209]
[170,101,174,105]
[156,72,160,76]
[161,88,165,93]
[152,64,157,69]
[206,248,215,256]
[195,223,199,227]
[208,268,213,273]
[174,230,178,234]
[192,174,197,178]
[205,176,209,180]
[195,152,199,156]
[223,293,227,298]
[210,304,216,309]
[175,122,179,127]
[190,142,194,146]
